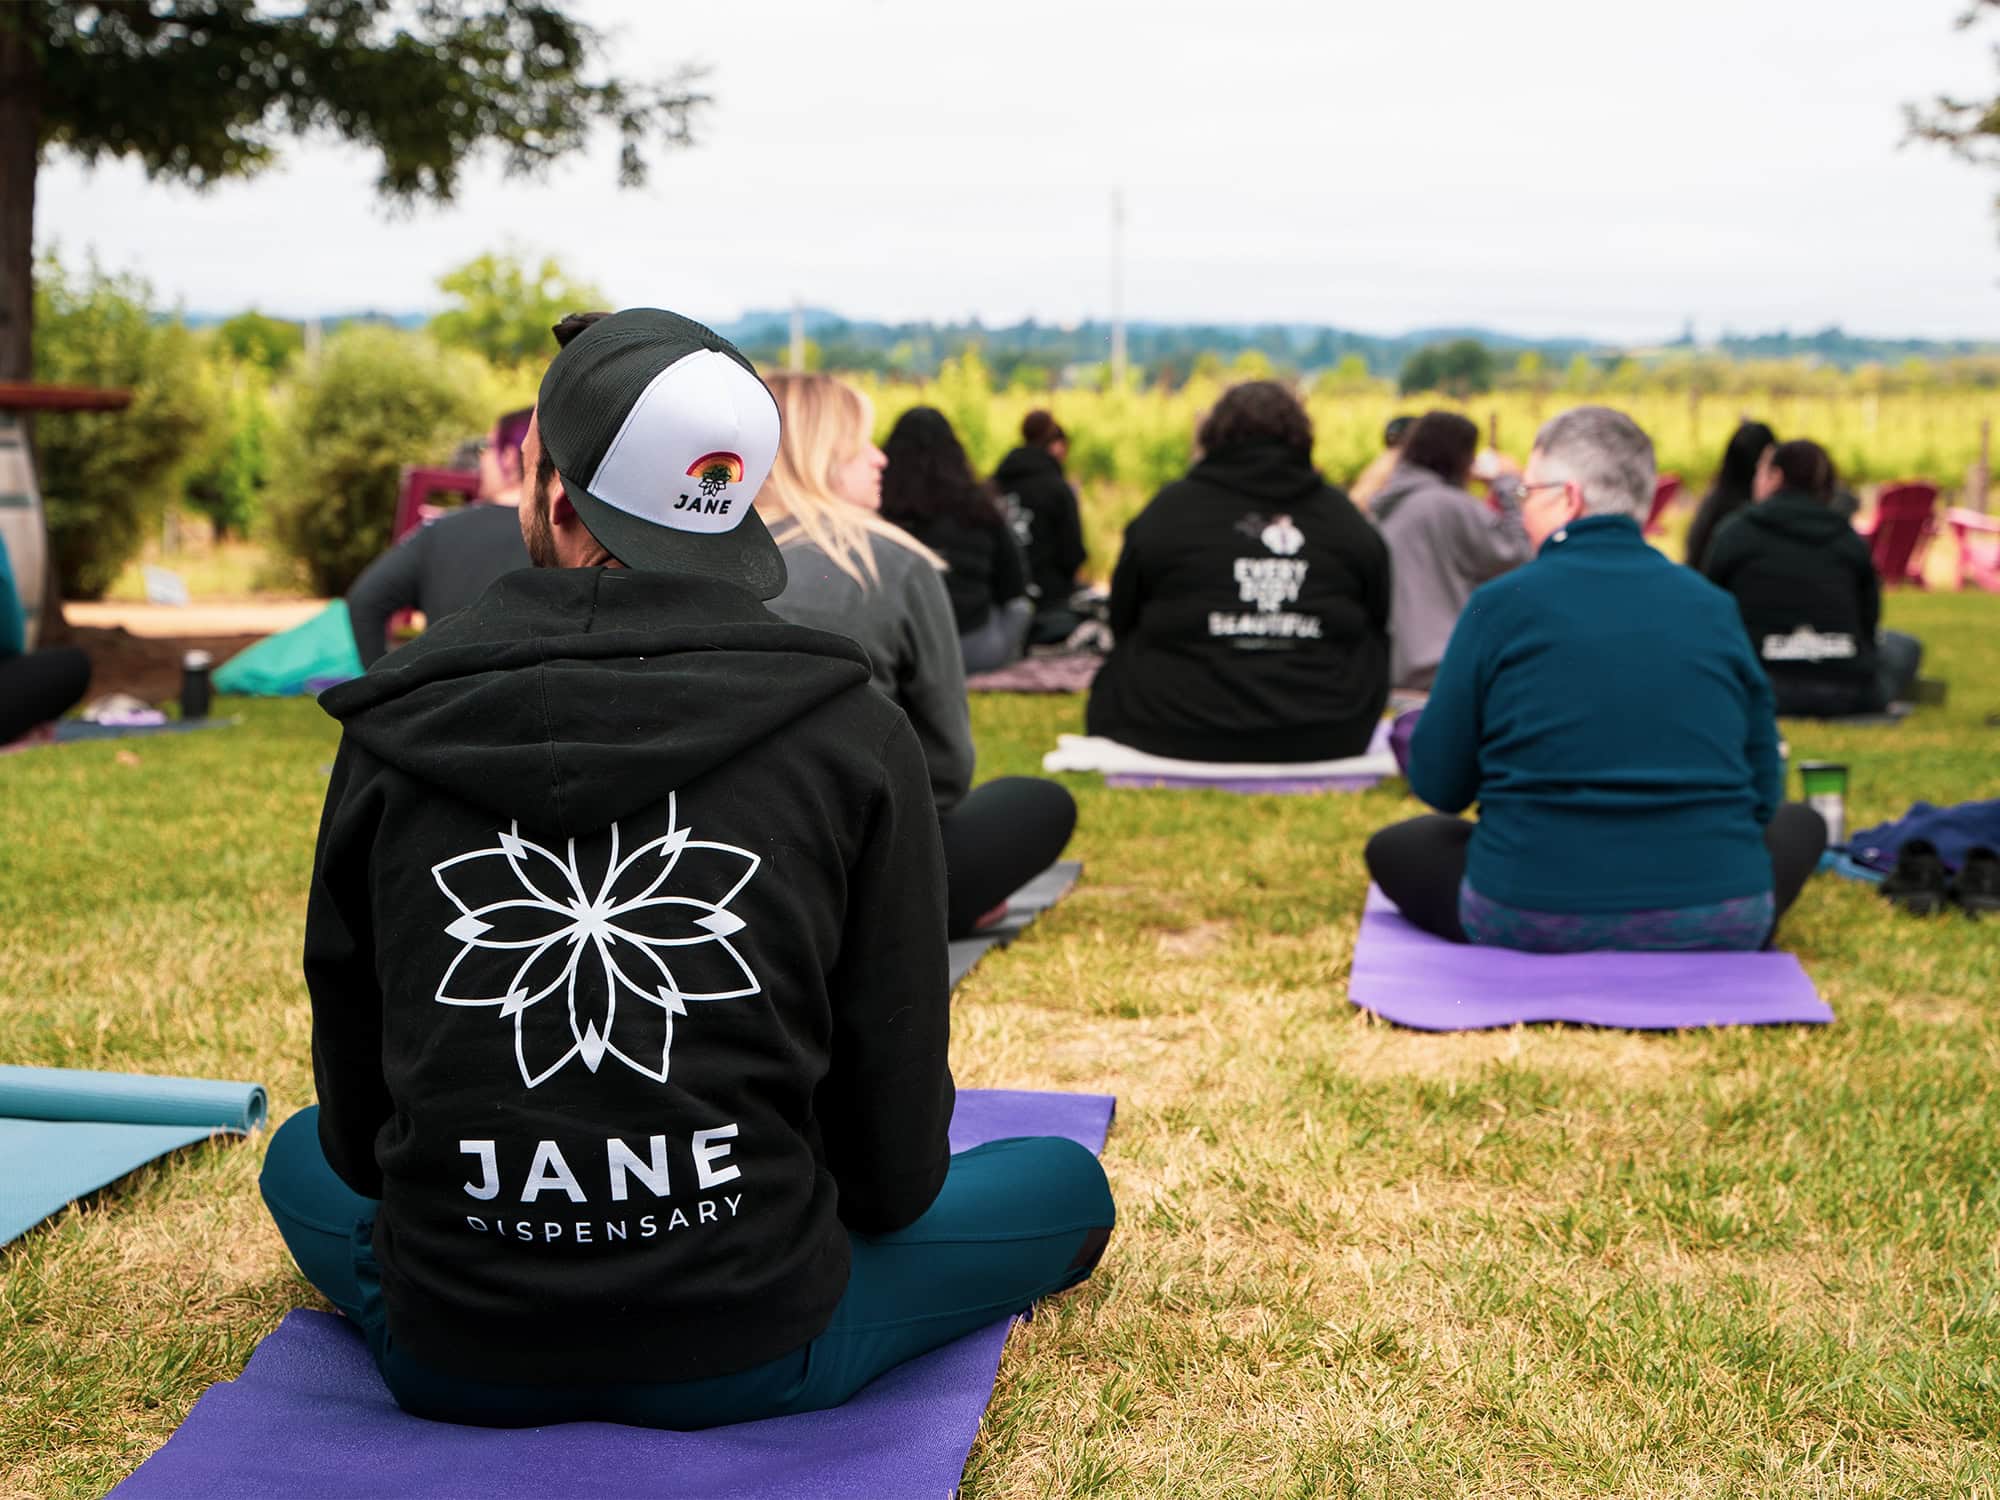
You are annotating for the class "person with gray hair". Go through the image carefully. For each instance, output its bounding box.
[1364,405,1828,954]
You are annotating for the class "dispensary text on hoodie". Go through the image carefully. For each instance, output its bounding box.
[306,567,953,1386]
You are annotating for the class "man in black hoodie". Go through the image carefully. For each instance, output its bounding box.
[992,410,1089,644]
[1085,381,1391,761]
[260,309,1113,1429]
[1704,439,1923,717]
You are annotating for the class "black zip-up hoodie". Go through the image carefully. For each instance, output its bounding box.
[1085,441,1391,761]
[1702,490,1881,716]
[992,445,1088,605]
[307,566,953,1387]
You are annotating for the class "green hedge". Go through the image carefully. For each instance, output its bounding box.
[33,256,217,599]
[265,328,493,596]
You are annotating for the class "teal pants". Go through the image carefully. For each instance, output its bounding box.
[260,1107,1113,1429]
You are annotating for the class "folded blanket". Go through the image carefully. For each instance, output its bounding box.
[1042,732,1397,782]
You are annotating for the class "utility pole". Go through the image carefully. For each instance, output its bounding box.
[788,300,805,373]
[1109,189,1127,390]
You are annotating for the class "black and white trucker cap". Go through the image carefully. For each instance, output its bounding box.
[535,308,787,598]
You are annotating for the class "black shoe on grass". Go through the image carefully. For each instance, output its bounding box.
[1953,846,2000,918]
[1880,838,1952,915]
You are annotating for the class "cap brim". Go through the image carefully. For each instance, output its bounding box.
[567,487,789,600]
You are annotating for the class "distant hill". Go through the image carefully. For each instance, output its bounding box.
[175,305,2000,377]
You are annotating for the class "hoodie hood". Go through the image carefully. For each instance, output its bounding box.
[993,444,1064,486]
[1368,462,1461,524]
[1738,489,1856,545]
[1188,440,1323,505]
[320,567,873,838]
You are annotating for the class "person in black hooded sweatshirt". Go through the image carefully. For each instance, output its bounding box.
[259,308,1113,1431]
[1085,380,1391,761]
[992,410,1089,644]
[1703,437,1923,717]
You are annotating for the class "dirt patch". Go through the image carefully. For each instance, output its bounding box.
[63,625,266,705]
[1158,921,1233,958]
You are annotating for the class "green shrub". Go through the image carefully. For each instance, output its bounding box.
[265,328,493,596]
[33,254,219,599]
[182,365,276,540]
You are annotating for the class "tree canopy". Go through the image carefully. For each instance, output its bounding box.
[430,250,607,366]
[0,1,707,383]
[1398,339,1496,398]
[1909,1,2000,217]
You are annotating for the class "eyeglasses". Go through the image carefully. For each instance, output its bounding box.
[1518,480,1571,501]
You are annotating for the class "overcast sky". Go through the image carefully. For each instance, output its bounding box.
[32,0,2000,342]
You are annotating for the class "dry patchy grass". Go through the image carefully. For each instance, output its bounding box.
[3,591,2000,1497]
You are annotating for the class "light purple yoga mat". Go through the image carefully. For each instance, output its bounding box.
[112,1088,1115,1500]
[1104,772,1382,794]
[1349,886,1832,1031]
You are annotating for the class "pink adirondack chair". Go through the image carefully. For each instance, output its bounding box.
[1947,506,2000,592]
[1864,481,1940,589]
[1642,473,1682,536]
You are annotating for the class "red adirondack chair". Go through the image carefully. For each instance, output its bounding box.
[1642,473,1682,536]
[385,466,483,640]
[1947,506,2000,592]
[1863,482,1940,589]
[392,465,481,545]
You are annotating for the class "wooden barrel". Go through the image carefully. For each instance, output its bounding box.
[0,414,44,648]
[0,385,131,649]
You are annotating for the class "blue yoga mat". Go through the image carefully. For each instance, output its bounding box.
[112,1088,1114,1500]
[0,1066,268,1246]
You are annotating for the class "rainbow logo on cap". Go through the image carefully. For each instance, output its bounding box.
[688,451,745,498]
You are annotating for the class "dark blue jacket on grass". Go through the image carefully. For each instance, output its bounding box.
[1407,514,1784,914]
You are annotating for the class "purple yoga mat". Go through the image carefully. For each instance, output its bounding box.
[112,1088,1116,1500]
[1104,773,1382,794]
[1349,886,1832,1031]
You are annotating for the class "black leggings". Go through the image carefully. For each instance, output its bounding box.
[939,776,1077,938]
[1363,803,1829,946]
[0,646,91,743]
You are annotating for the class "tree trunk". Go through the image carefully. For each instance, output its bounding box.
[0,16,61,641]
[0,16,38,388]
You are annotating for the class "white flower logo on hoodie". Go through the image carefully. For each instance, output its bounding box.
[430,795,759,1089]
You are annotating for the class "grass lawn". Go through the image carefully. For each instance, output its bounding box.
[3,590,1999,1498]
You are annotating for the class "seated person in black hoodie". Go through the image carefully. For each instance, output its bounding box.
[880,406,1033,674]
[1085,380,1392,761]
[992,410,1089,644]
[1704,438,1923,717]
[260,309,1113,1430]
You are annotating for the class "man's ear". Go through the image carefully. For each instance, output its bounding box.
[549,485,579,526]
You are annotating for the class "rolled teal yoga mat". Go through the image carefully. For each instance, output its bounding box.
[0,1066,267,1247]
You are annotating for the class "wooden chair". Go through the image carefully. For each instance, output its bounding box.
[386,466,483,639]
[1946,507,2000,592]
[1864,482,1940,589]
[392,465,481,545]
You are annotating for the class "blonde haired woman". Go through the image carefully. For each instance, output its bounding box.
[761,373,1076,938]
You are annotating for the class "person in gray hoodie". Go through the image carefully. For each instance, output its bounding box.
[1371,411,1534,692]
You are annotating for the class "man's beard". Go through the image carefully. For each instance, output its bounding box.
[523,490,560,567]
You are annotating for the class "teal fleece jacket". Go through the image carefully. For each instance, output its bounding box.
[1407,514,1783,913]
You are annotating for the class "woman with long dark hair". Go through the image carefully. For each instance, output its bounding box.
[1683,419,1775,572]
[880,407,1032,673]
